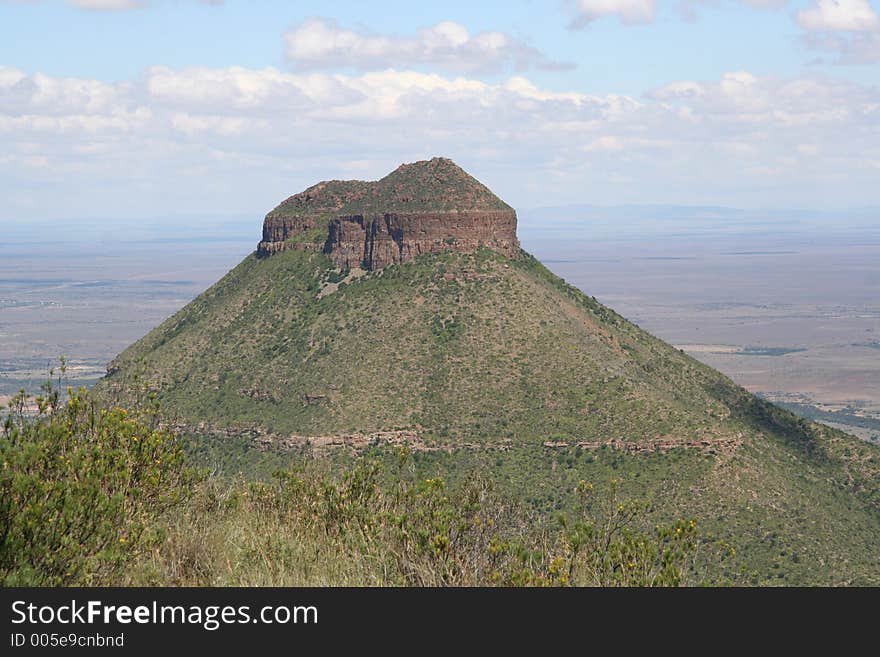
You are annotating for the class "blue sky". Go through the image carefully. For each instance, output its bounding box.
[1,0,879,219]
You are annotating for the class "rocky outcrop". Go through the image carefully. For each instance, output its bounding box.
[257,214,326,256]
[260,216,317,246]
[255,158,520,270]
[325,210,519,270]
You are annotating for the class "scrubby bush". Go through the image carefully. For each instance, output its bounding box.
[130,448,700,587]
[1,368,700,586]
[0,368,197,585]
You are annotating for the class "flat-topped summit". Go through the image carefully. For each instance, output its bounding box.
[258,158,519,270]
[270,157,513,217]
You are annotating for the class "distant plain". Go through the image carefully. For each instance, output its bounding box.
[2,206,878,442]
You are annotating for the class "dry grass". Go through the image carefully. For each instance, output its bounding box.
[121,459,699,588]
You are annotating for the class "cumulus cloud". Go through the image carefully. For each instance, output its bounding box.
[1,64,878,216]
[650,71,877,125]
[570,0,656,27]
[283,17,573,74]
[797,0,880,31]
[144,65,340,113]
[796,0,880,64]
[0,65,132,116]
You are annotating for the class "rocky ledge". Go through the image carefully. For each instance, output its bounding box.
[256,157,520,270]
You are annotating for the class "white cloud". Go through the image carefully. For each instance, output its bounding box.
[583,135,672,151]
[803,30,880,62]
[169,113,253,137]
[146,66,330,112]
[651,80,706,100]
[651,71,877,126]
[797,0,880,32]
[67,0,144,9]
[1,65,878,215]
[0,66,128,115]
[796,1,880,64]
[0,67,27,88]
[283,17,572,74]
[739,0,789,7]
[570,0,656,27]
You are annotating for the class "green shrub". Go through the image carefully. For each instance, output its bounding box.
[135,449,700,587]
[285,226,327,246]
[1,369,699,586]
[0,373,197,585]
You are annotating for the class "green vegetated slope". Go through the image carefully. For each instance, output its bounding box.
[99,247,880,584]
[103,248,742,442]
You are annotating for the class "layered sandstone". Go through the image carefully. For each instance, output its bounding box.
[256,158,520,270]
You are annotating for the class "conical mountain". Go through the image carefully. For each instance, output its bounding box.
[99,158,880,584]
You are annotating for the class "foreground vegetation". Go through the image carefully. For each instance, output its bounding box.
[5,368,880,586]
[1,384,701,587]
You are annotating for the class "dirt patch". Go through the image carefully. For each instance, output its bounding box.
[317,267,368,299]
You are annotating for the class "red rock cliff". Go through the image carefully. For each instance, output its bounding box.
[256,158,520,269]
